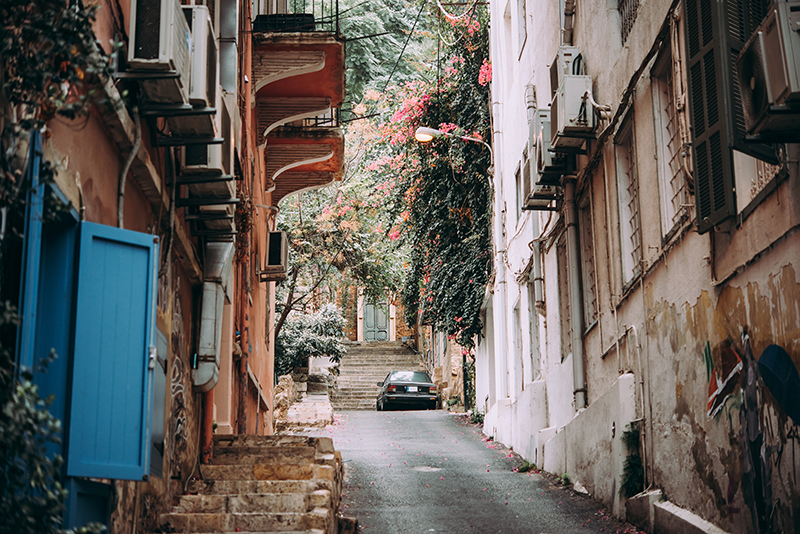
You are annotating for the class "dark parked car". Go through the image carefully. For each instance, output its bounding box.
[376,370,438,411]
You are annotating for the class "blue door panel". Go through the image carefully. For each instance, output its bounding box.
[67,221,157,480]
[34,222,79,459]
[16,131,44,372]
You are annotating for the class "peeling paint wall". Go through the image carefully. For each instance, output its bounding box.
[486,0,800,530]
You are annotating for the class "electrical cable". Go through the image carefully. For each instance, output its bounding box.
[381,1,426,94]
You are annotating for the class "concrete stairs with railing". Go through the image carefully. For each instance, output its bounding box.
[331,341,425,411]
[157,435,343,534]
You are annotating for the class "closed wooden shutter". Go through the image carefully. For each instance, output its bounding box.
[683,0,776,233]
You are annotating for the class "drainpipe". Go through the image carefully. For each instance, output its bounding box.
[525,85,545,314]
[563,177,586,409]
[490,100,509,400]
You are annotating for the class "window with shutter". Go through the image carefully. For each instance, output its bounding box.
[683,0,777,233]
[67,221,158,481]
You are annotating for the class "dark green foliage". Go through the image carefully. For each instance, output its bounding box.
[389,7,492,349]
[0,363,105,534]
[275,304,348,376]
[620,423,645,498]
[463,357,475,410]
[340,0,432,108]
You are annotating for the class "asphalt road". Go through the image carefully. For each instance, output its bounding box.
[317,409,642,534]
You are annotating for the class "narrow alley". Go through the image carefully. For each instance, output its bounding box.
[313,410,642,534]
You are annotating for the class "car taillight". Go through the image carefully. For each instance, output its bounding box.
[429,385,437,392]
[387,385,396,392]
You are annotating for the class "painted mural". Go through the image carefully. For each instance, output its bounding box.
[703,332,800,534]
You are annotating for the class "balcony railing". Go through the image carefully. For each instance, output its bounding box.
[302,108,340,128]
[253,0,339,34]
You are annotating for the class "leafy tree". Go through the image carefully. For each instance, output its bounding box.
[274,303,348,376]
[339,0,434,110]
[273,129,409,339]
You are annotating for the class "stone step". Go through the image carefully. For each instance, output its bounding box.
[211,446,316,465]
[179,531,324,534]
[201,463,336,482]
[213,435,335,454]
[173,490,331,514]
[158,508,331,532]
[187,478,331,496]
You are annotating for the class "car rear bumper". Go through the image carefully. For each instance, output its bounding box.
[382,394,437,405]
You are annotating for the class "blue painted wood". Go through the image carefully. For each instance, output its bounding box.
[67,221,158,480]
[33,221,78,460]
[16,130,44,372]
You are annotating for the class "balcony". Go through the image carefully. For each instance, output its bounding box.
[263,125,344,205]
[252,0,345,205]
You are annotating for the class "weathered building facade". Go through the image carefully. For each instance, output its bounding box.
[3,0,344,531]
[478,0,800,532]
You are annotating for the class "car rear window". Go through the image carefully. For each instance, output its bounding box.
[390,371,432,383]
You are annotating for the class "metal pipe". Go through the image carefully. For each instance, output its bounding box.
[563,177,586,409]
[118,104,141,228]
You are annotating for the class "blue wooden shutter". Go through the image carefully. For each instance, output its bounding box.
[67,222,158,480]
[16,131,44,372]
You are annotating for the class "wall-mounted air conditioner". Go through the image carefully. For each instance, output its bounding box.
[551,74,595,150]
[536,115,566,185]
[737,0,800,135]
[184,6,219,107]
[524,183,561,210]
[128,0,191,104]
[260,231,289,281]
[549,46,581,99]
[184,105,235,209]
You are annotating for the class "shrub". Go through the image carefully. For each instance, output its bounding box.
[274,303,347,377]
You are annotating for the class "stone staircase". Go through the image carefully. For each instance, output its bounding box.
[331,341,425,411]
[158,435,343,534]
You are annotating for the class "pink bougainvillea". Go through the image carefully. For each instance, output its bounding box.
[478,59,492,86]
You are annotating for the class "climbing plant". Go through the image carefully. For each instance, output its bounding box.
[364,6,492,349]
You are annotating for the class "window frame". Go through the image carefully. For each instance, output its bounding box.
[651,45,691,240]
[614,115,643,288]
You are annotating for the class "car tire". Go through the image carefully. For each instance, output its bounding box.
[376,400,382,411]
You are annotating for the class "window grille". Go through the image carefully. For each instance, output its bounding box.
[578,199,598,327]
[527,281,542,381]
[616,125,642,284]
[654,53,689,234]
[618,0,639,44]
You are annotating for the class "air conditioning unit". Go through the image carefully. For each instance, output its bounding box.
[551,74,595,150]
[549,46,581,99]
[736,0,800,135]
[184,6,219,107]
[261,231,289,281]
[128,0,191,104]
[185,105,234,203]
[525,183,561,210]
[536,115,566,185]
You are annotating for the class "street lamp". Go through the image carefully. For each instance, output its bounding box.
[414,126,494,171]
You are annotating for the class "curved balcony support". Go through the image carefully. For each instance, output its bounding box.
[264,144,334,190]
[271,171,336,206]
[253,50,325,93]
[257,97,331,145]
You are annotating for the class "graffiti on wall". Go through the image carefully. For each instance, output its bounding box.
[169,274,188,478]
[703,333,800,534]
